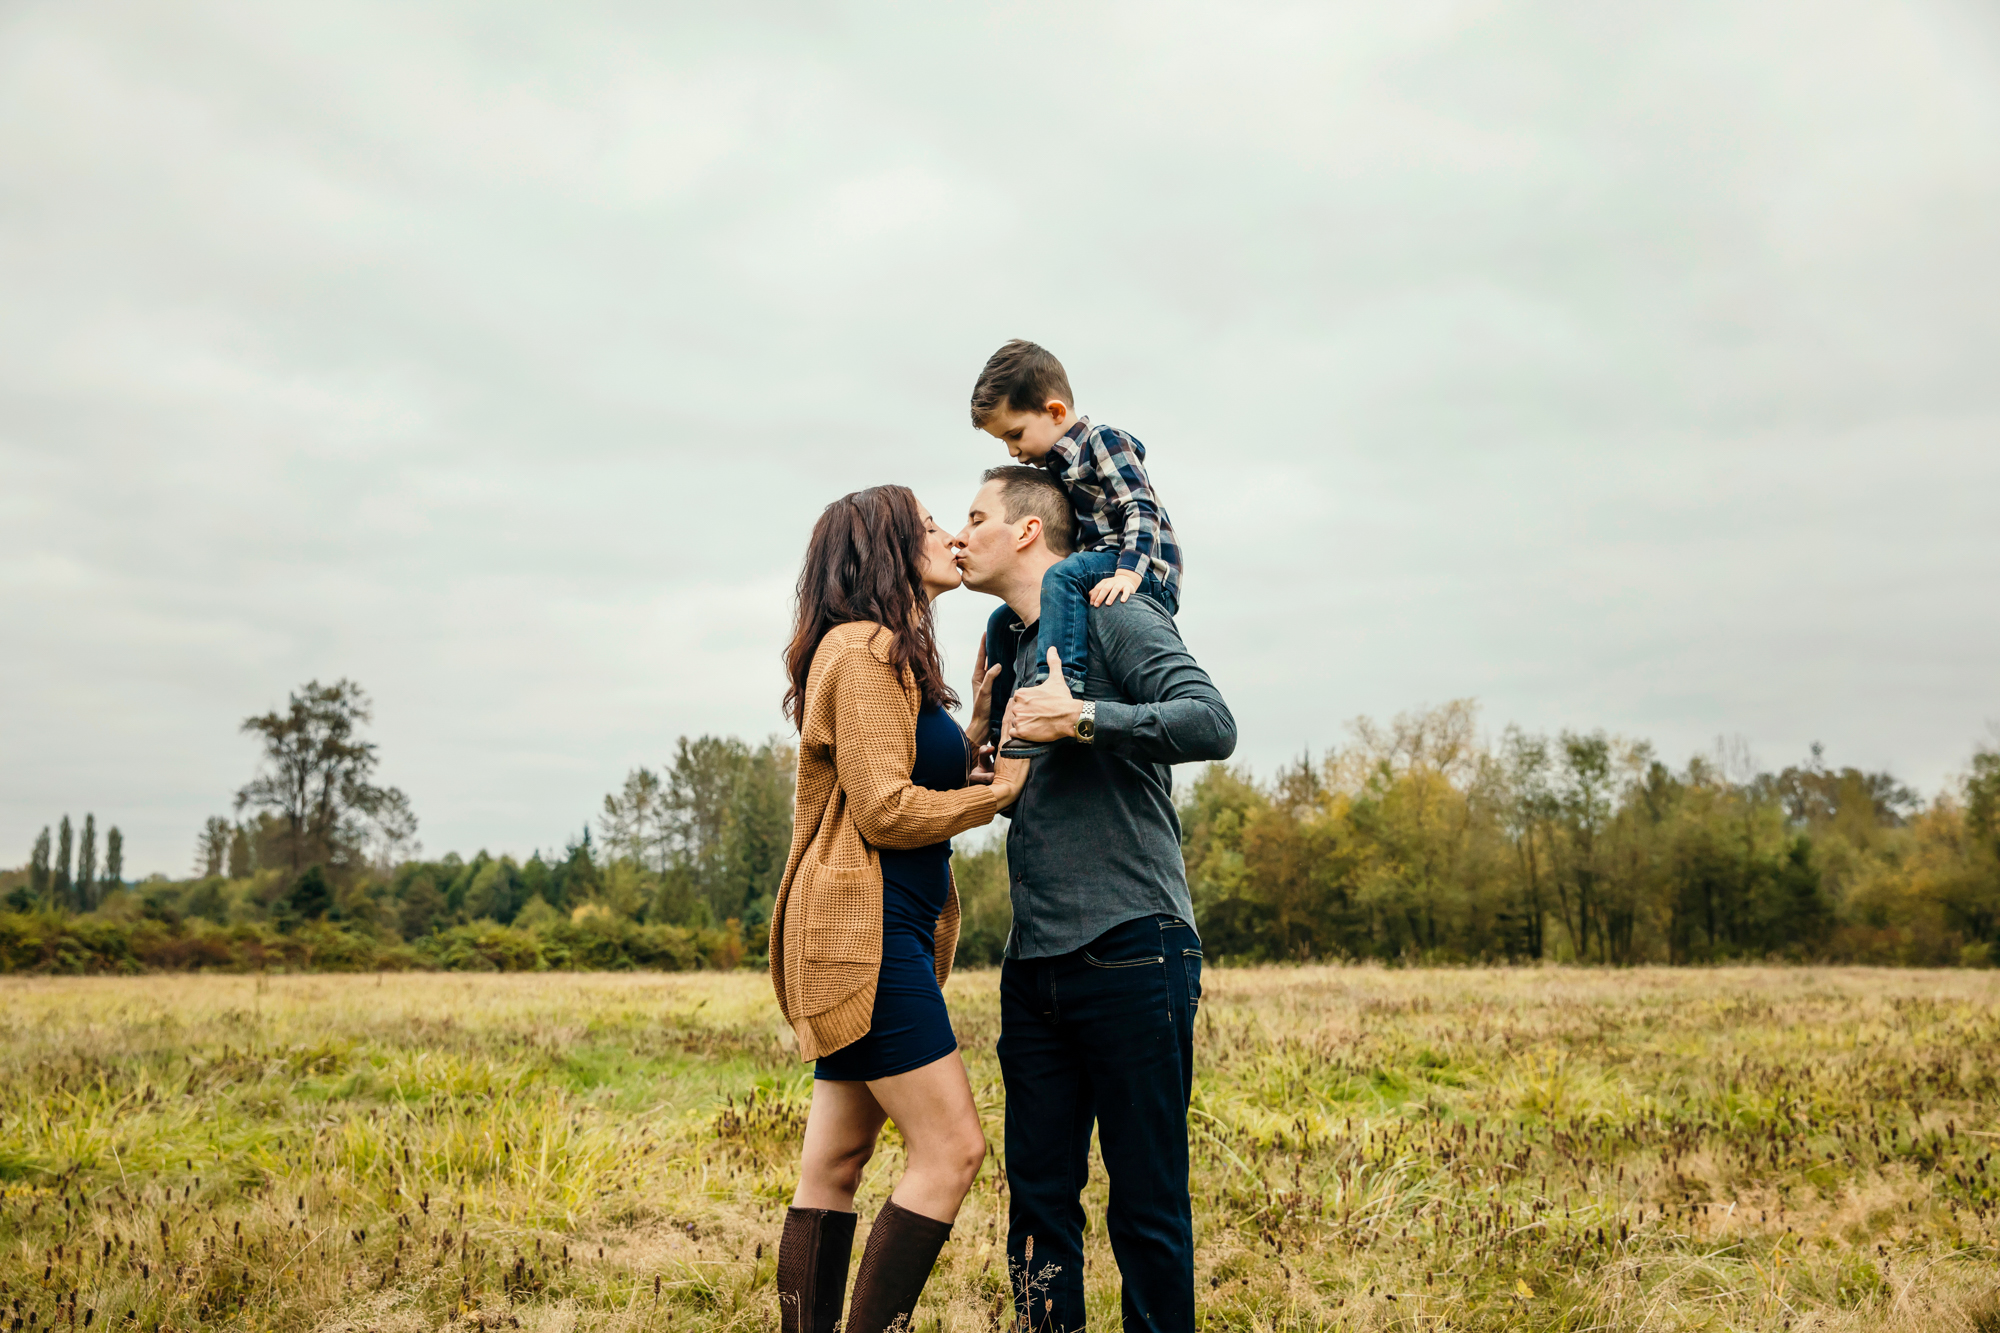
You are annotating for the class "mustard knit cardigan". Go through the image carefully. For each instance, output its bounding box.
[769,622,1004,1061]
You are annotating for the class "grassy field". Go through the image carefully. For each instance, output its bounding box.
[1,967,1996,1333]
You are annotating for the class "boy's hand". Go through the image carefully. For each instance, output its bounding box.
[1089,568,1143,606]
[1006,648,1084,743]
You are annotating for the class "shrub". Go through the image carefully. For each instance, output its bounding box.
[0,905,764,975]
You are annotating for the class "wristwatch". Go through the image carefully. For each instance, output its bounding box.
[1075,701,1097,744]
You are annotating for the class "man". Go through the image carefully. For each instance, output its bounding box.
[956,465,1237,1333]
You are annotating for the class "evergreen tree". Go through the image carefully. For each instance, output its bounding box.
[287,866,333,922]
[552,829,599,906]
[55,816,73,907]
[463,857,521,922]
[226,824,252,878]
[77,815,98,912]
[398,874,447,939]
[104,827,124,892]
[726,742,795,929]
[1774,835,1830,953]
[196,817,232,878]
[521,853,554,911]
[444,853,484,914]
[29,827,52,901]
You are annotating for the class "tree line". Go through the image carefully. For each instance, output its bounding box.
[4,679,1996,972]
[147,734,795,947]
[1179,703,2000,968]
[0,680,789,973]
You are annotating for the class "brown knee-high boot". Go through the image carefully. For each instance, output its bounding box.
[778,1207,857,1333]
[846,1199,954,1333]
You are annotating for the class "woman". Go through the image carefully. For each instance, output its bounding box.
[770,484,1026,1333]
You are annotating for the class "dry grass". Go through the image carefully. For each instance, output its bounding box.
[0,966,1996,1332]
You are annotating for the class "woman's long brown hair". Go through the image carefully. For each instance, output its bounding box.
[784,484,959,729]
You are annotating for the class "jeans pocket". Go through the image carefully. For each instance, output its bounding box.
[1182,949,1203,1010]
[1082,947,1166,969]
[1080,916,1167,969]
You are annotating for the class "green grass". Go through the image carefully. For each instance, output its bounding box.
[0,966,1996,1332]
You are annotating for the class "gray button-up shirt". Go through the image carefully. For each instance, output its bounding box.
[1003,595,1237,959]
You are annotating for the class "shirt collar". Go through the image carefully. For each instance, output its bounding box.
[1046,415,1090,473]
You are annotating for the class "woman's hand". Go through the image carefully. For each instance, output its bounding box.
[964,635,1005,785]
[965,635,1002,745]
[988,753,1030,805]
[967,740,998,785]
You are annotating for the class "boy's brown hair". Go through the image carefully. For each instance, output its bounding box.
[969,340,1074,428]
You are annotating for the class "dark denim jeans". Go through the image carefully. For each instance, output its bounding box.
[998,914,1202,1333]
[982,552,1180,746]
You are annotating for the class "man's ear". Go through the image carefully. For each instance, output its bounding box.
[1016,515,1043,552]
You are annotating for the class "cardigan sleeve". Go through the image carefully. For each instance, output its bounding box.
[824,641,1003,850]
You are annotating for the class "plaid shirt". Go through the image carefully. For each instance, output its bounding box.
[1044,417,1183,602]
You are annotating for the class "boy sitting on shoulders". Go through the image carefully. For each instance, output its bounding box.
[969,339,1184,758]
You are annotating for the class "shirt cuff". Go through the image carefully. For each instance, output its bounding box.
[1092,700,1139,746]
[1115,551,1145,574]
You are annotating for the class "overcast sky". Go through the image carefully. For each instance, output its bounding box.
[4,0,1998,876]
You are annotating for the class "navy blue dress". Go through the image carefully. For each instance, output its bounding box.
[814,702,967,1082]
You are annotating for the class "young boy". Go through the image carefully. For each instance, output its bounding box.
[969,339,1183,757]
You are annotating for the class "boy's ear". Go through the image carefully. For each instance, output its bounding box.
[1045,399,1070,427]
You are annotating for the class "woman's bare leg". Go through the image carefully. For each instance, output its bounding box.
[795,1078,888,1210]
[793,1051,985,1220]
[867,1050,987,1222]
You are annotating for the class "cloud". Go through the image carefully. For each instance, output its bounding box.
[3,0,1998,873]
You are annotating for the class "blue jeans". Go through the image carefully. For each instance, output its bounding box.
[998,915,1202,1333]
[982,551,1179,746]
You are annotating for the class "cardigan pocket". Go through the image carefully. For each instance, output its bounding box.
[802,864,882,964]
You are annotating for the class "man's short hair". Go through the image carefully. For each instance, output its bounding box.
[970,340,1074,428]
[982,465,1075,557]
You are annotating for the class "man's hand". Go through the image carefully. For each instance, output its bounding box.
[1088,567,1143,607]
[1004,648,1085,743]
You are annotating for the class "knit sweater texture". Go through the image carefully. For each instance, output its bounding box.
[769,622,1004,1061]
